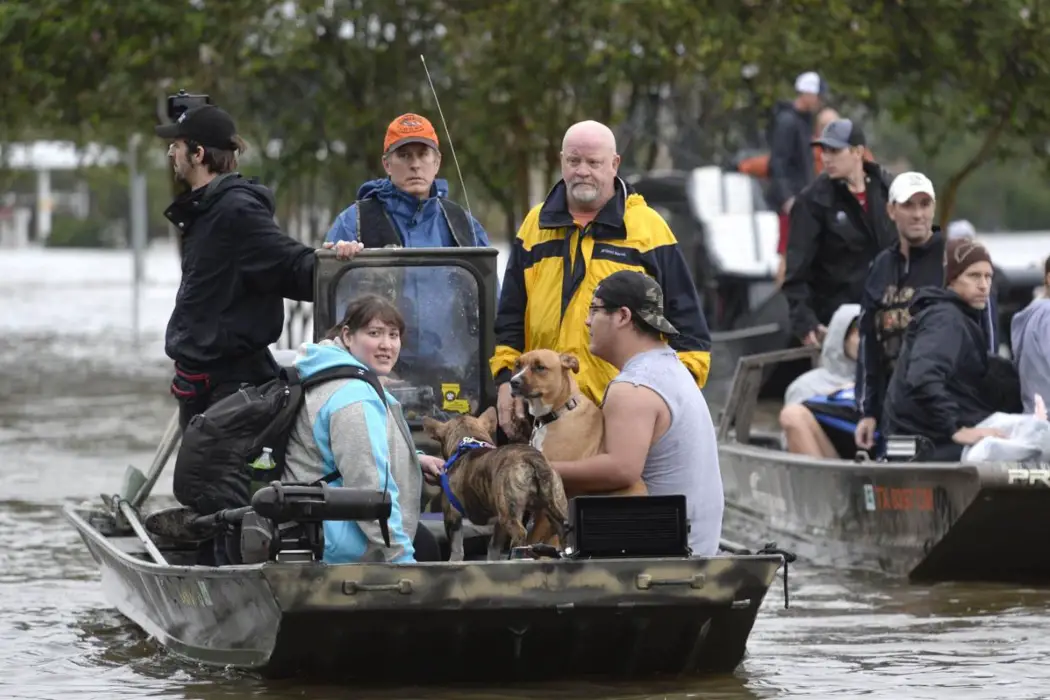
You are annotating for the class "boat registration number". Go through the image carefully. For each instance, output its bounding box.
[862,484,934,512]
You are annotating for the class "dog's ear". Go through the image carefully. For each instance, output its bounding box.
[559,353,580,374]
[422,416,446,439]
[478,405,498,436]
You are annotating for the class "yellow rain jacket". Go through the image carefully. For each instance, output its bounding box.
[491,178,712,405]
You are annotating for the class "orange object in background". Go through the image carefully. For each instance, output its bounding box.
[737,147,875,180]
[737,154,772,178]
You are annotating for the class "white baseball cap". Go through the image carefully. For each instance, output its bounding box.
[947,219,977,239]
[889,171,936,204]
[795,71,826,95]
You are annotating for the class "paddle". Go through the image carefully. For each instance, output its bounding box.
[119,407,183,508]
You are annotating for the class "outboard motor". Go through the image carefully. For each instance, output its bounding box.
[240,483,392,564]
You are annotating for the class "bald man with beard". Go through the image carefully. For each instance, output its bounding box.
[491,120,713,440]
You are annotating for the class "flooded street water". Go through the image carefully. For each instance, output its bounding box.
[3,245,1050,699]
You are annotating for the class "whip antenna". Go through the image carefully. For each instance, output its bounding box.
[420,54,477,244]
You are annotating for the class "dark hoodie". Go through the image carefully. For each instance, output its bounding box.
[856,227,1000,421]
[766,100,815,212]
[881,288,996,446]
[163,173,316,375]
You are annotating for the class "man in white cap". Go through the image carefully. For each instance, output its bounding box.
[854,171,999,452]
[767,71,828,263]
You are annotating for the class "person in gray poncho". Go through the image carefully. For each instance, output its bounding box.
[779,303,864,458]
[1011,293,1050,415]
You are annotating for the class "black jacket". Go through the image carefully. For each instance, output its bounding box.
[766,101,815,211]
[163,173,316,374]
[855,228,1000,420]
[783,161,898,339]
[881,288,996,445]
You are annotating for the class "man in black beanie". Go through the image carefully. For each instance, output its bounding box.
[881,238,1009,461]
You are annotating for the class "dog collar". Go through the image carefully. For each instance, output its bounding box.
[533,396,579,430]
[440,437,495,516]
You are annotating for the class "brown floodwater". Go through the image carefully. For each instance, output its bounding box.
[2,246,1049,700]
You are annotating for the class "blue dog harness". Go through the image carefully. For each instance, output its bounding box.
[439,437,495,515]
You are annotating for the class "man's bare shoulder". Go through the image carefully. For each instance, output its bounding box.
[603,380,666,413]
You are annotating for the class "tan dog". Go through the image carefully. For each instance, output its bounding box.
[510,349,648,499]
[422,407,569,561]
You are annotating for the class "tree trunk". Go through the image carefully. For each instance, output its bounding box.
[938,102,1016,228]
[505,208,519,242]
[513,114,532,231]
[516,146,531,231]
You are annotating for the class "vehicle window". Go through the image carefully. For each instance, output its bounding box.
[333,264,482,423]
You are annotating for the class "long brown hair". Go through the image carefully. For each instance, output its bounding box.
[324,294,405,340]
[186,134,248,175]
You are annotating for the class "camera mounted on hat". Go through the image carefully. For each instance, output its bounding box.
[166,88,212,122]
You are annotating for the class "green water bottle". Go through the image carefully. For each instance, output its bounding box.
[249,447,276,496]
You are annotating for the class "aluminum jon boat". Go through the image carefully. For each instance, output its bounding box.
[717,345,1050,584]
[65,247,792,683]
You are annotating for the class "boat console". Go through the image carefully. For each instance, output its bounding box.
[566,494,691,559]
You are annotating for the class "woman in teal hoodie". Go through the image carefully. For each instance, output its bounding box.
[283,294,444,563]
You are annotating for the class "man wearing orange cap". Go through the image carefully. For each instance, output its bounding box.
[325,113,490,386]
[326,113,488,250]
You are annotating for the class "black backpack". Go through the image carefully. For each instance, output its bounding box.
[173,364,387,516]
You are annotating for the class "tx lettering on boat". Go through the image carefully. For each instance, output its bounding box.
[861,484,934,511]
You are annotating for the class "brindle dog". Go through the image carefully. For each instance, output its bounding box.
[422,407,569,561]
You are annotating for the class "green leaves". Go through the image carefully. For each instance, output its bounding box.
[5,0,1050,231]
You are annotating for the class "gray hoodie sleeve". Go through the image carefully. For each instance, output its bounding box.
[328,399,418,563]
[1012,300,1050,414]
[783,303,860,405]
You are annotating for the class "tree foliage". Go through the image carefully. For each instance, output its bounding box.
[4,0,1050,235]
[789,0,1050,225]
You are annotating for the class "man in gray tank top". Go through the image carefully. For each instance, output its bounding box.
[550,270,725,555]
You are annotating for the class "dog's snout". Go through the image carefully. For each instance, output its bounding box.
[510,375,522,388]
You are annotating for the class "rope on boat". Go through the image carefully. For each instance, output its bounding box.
[757,542,797,609]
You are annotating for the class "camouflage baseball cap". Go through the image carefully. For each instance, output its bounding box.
[593,270,679,336]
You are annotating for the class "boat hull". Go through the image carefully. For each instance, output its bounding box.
[719,442,1050,583]
[65,506,785,682]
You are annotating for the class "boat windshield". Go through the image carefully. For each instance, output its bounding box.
[332,262,483,424]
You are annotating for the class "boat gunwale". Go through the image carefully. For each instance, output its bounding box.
[62,503,787,578]
[719,440,986,475]
[716,344,1041,483]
